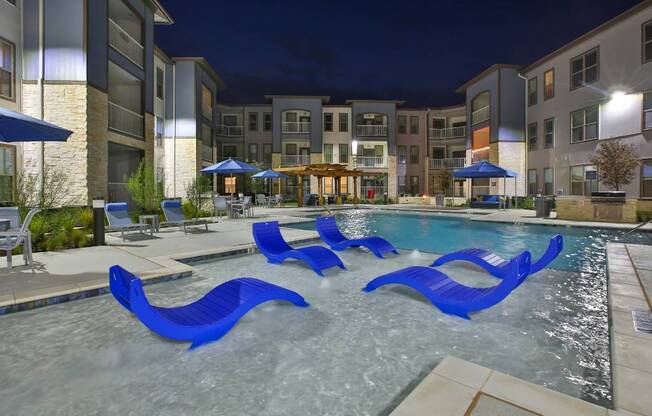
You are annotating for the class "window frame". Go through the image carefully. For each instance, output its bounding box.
[409,176,419,195]
[0,143,16,203]
[641,159,652,198]
[248,112,258,132]
[527,122,538,151]
[398,145,407,164]
[570,105,599,143]
[338,144,348,164]
[543,167,554,195]
[263,112,272,131]
[409,145,419,164]
[0,36,16,102]
[323,143,333,163]
[544,118,555,148]
[570,165,598,196]
[248,143,258,162]
[527,169,538,196]
[323,112,333,132]
[409,115,419,134]
[570,47,599,90]
[398,115,407,134]
[643,19,652,64]
[644,91,652,131]
[155,66,164,100]
[528,77,537,106]
[338,112,348,132]
[543,68,554,100]
[263,143,272,164]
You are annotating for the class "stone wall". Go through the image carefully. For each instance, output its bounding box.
[387,155,397,198]
[164,137,199,198]
[87,86,108,201]
[556,196,638,223]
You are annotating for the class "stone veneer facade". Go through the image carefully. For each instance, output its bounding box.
[164,137,200,198]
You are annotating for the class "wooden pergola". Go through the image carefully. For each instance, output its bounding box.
[276,163,363,207]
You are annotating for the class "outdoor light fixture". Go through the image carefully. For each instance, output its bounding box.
[610,90,628,104]
[352,140,358,155]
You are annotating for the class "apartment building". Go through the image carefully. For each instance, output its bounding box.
[396,108,428,196]
[426,105,467,198]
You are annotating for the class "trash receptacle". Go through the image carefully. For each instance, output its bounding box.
[535,196,553,217]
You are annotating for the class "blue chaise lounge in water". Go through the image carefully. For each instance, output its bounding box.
[431,235,563,280]
[253,221,345,276]
[363,252,531,319]
[109,265,309,349]
[315,216,398,258]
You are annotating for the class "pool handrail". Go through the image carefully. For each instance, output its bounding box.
[315,215,398,258]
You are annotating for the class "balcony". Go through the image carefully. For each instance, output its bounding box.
[471,106,490,125]
[429,126,466,139]
[281,154,311,166]
[429,158,466,170]
[216,124,243,137]
[353,156,386,168]
[202,144,213,162]
[356,125,387,137]
[282,122,311,134]
[109,101,144,138]
[108,18,144,68]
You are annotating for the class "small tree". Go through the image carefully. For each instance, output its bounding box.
[589,142,640,191]
[15,163,70,210]
[126,159,163,213]
[185,174,211,214]
[433,170,452,195]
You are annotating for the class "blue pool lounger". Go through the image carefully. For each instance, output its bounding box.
[316,216,398,258]
[109,265,309,349]
[253,221,346,276]
[363,252,531,319]
[431,235,563,279]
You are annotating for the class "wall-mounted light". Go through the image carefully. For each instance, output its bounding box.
[352,140,358,155]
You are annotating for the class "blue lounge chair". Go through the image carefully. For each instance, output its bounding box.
[431,235,563,279]
[315,216,398,258]
[161,200,209,233]
[363,252,531,319]
[109,265,309,349]
[105,202,151,241]
[252,221,345,276]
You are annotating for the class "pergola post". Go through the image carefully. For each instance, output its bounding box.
[297,175,304,207]
[353,176,359,204]
[317,175,324,206]
[335,176,341,204]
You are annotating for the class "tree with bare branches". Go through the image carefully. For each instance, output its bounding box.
[589,141,640,191]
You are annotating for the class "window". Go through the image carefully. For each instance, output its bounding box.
[263,144,272,164]
[432,118,445,129]
[570,48,599,89]
[398,176,407,194]
[201,85,213,120]
[248,144,258,162]
[409,116,419,134]
[263,113,272,131]
[544,118,554,148]
[432,147,445,159]
[544,168,554,195]
[644,20,652,64]
[642,161,652,197]
[410,176,419,195]
[528,77,537,106]
[527,122,537,151]
[248,112,258,131]
[527,169,538,195]
[339,113,348,132]
[155,67,164,100]
[570,165,598,195]
[108,61,144,138]
[571,105,599,143]
[398,145,407,164]
[324,112,333,132]
[285,143,297,155]
[223,145,237,159]
[644,92,652,130]
[0,145,15,203]
[339,144,348,164]
[410,145,419,164]
[155,116,164,147]
[544,69,554,100]
[0,38,15,100]
[224,177,236,194]
[324,144,333,163]
[398,115,407,134]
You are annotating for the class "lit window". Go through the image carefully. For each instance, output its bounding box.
[224,177,236,194]
[528,77,537,106]
[544,118,554,148]
[0,38,15,100]
[570,48,599,89]
[527,122,537,151]
[201,85,213,120]
[544,69,554,100]
[570,105,599,143]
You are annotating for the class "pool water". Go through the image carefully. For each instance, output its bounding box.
[0,210,639,415]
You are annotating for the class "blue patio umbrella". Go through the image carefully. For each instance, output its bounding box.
[453,161,518,208]
[0,107,73,142]
[252,169,288,196]
[201,158,259,197]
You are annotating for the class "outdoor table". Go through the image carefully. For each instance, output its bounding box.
[0,219,9,232]
[138,215,159,234]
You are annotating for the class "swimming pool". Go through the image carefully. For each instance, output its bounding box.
[1,210,639,415]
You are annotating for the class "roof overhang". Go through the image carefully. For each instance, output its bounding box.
[172,57,226,90]
[264,95,330,104]
[148,0,174,25]
[454,64,522,93]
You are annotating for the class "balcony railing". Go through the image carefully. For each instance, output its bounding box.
[361,186,387,199]
[281,154,311,166]
[109,101,144,138]
[216,124,243,137]
[429,157,466,169]
[353,156,386,168]
[108,18,144,68]
[202,144,213,162]
[356,125,387,136]
[429,126,466,139]
[471,106,490,125]
[282,122,311,133]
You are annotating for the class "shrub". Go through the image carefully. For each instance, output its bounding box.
[126,159,164,214]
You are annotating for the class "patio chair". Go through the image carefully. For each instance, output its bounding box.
[256,194,268,207]
[233,196,253,218]
[109,265,309,349]
[431,235,563,280]
[213,195,228,218]
[105,202,151,242]
[0,206,21,231]
[161,200,209,234]
[271,194,283,207]
[0,208,41,271]
[316,216,398,258]
[253,221,345,276]
[363,251,531,320]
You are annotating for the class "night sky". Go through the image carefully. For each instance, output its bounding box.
[155,0,642,107]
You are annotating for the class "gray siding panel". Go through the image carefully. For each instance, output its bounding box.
[22,0,40,80]
[44,0,86,81]
[144,6,153,114]
[271,97,323,154]
[350,102,397,155]
[87,0,108,90]
[498,68,525,142]
[173,61,197,137]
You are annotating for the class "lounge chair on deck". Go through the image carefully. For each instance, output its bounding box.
[316,216,398,258]
[109,265,309,349]
[161,200,209,233]
[105,203,151,241]
[431,235,563,279]
[363,252,531,319]
[253,221,345,276]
